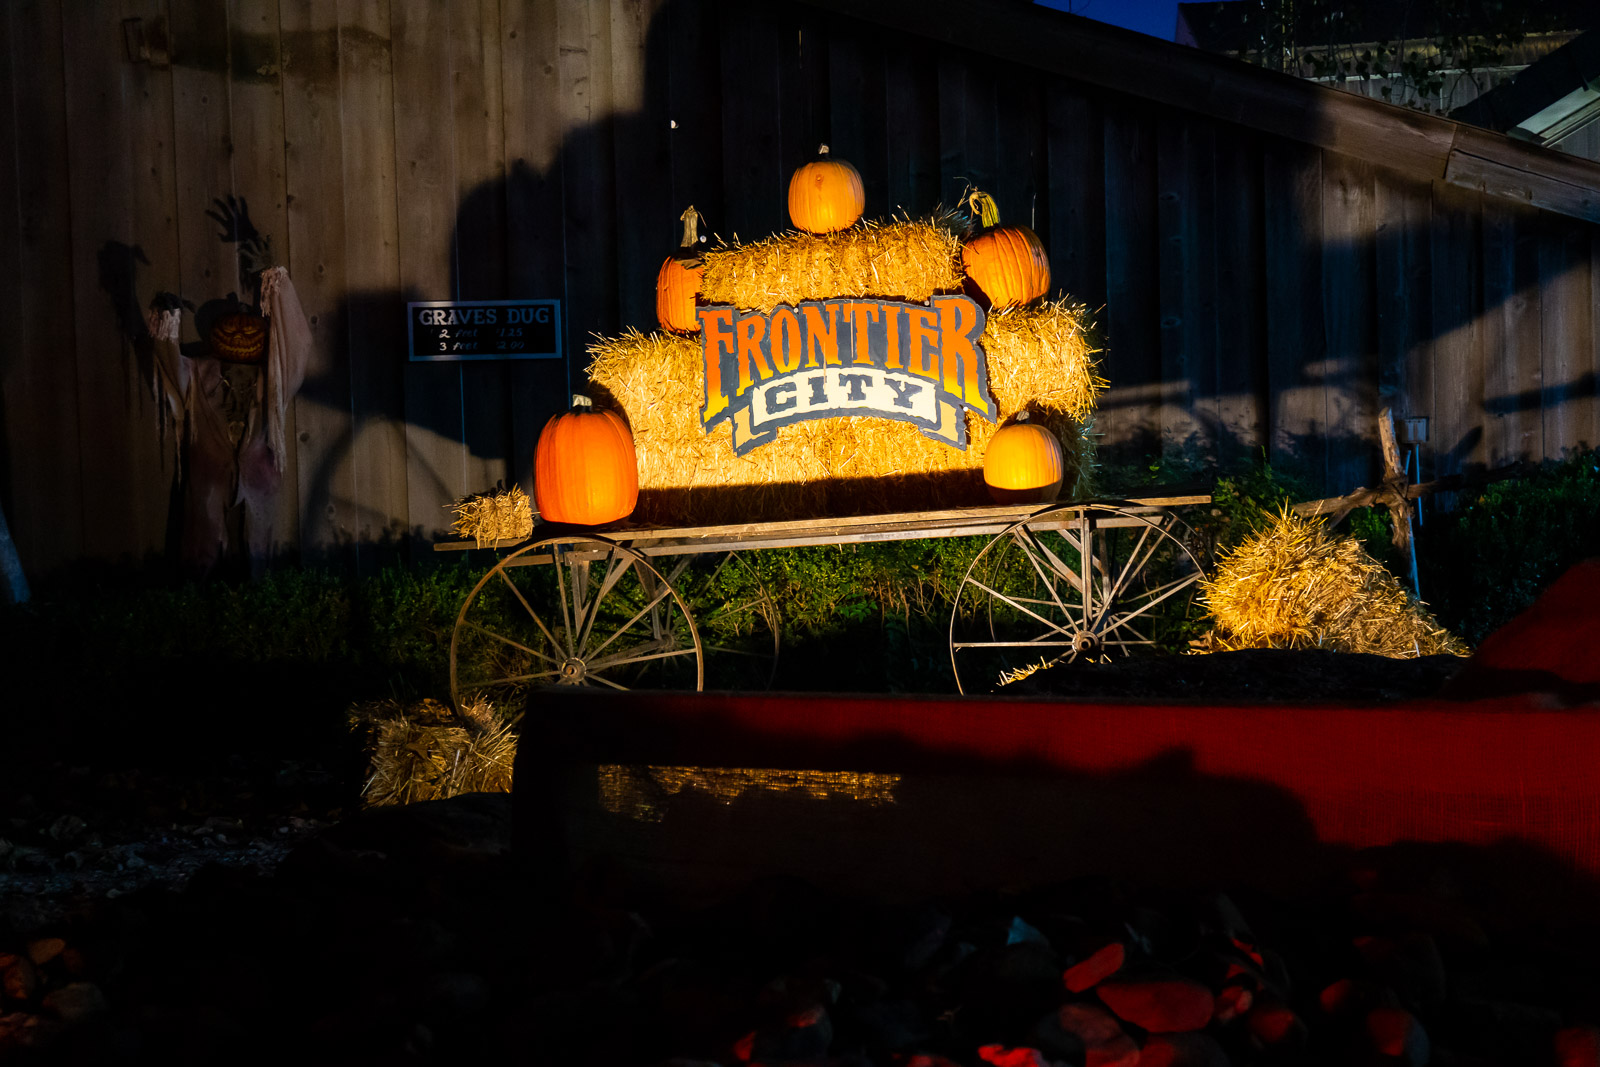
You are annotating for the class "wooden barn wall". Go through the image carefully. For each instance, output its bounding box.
[2,0,1598,580]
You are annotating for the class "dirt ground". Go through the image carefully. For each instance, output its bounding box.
[1002,648,1468,704]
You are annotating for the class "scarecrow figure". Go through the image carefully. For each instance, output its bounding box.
[141,197,312,574]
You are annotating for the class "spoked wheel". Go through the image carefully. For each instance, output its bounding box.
[949,503,1204,695]
[450,536,702,716]
[654,551,781,690]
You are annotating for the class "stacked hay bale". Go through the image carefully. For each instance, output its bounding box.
[1201,508,1467,658]
[350,698,516,807]
[588,213,1103,526]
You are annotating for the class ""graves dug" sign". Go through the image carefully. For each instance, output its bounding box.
[698,295,995,454]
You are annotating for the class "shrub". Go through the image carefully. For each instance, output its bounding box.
[1418,450,1600,644]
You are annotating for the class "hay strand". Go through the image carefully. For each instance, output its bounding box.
[699,216,964,312]
[448,485,533,546]
[350,698,517,808]
[1200,508,1467,658]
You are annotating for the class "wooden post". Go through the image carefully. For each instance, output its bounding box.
[1378,408,1421,596]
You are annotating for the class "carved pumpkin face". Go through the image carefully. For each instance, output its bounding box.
[960,191,1051,309]
[534,395,639,526]
[211,312,268,363]
[656,206,705,334]
[787,145,864,234]
[983,415,1064,505]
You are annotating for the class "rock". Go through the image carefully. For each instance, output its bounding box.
[26,938,65,967]
[41,982,109,1024]
[1212,984,1253,1025]
[1244,995,1307,1059]
[1354,932,1446,1007]
[845,997,928,1052]
[1203,950,1275,998]
[1317,977,1399,1021]
[1063,941,1126,993]
[1,954,40,1003]
[750,1001,832,1062]
[1140,1031,1232,1067]
[901,906,953,971]
[1364,1006,1429,1065]
[1097,974,1215,1033]
[1035,1002,1138,1067]
[47,815,86,842]
[978,1045,1056,1067]
[422,971,490,1026]
[1348,892,1490,956]
[1555,1024,1600,1067]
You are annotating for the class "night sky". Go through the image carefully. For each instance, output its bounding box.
[1035,0,1208,40]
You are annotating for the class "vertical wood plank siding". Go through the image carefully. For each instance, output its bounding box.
[2,0,1598,579]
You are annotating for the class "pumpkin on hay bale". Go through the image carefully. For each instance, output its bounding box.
[1200,507,1468,659]
[350,698,516,809]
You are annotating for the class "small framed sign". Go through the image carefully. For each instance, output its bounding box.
[407,299,561,361]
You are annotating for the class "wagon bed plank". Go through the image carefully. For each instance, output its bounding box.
[432,493,1212,554]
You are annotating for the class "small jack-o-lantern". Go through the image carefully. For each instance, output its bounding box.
[210,311,268,363]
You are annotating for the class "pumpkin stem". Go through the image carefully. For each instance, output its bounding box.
[1015,409,1031,424]
[571,394,592,409]
[967,189,1001,230]
[817,143,830,157]
[678,205,701,249]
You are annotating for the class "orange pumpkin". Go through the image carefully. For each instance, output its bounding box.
[787,144,864,234]
[960,190,1051,309]
[534,394,639,526]
[983,413,1064,505]
[210,311,268,363]
[655,206,705,334]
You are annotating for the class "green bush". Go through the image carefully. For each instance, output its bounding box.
[1418,450,1600,644]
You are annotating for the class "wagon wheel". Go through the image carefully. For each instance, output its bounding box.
[450,536,702,716]
[949,503,1204,695]
[656,551,781,690]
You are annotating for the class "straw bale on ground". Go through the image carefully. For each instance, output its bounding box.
[350,698,516,808]
[448,485,533,546]
[1200,508,1467,658]
[699,218,963,312]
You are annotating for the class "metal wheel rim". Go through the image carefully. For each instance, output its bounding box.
[450,535,703,715]
[948,503,1204,695]
[657,550,781,690]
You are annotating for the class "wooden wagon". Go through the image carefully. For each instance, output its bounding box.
[434,492,1211,704]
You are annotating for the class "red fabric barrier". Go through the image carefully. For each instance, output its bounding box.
[565,689,1600,874]
[527,560,1600,896]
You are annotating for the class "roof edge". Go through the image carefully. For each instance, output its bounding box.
[800,0,1600,224]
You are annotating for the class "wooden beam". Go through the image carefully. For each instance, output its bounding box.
[799,0,1600,225]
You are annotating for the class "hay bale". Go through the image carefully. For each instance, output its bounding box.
[699,217,963,312]
[448,485,532,546]
[350,698,516,808]
[587,303,1100,526]
[1200,508,1467,659]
